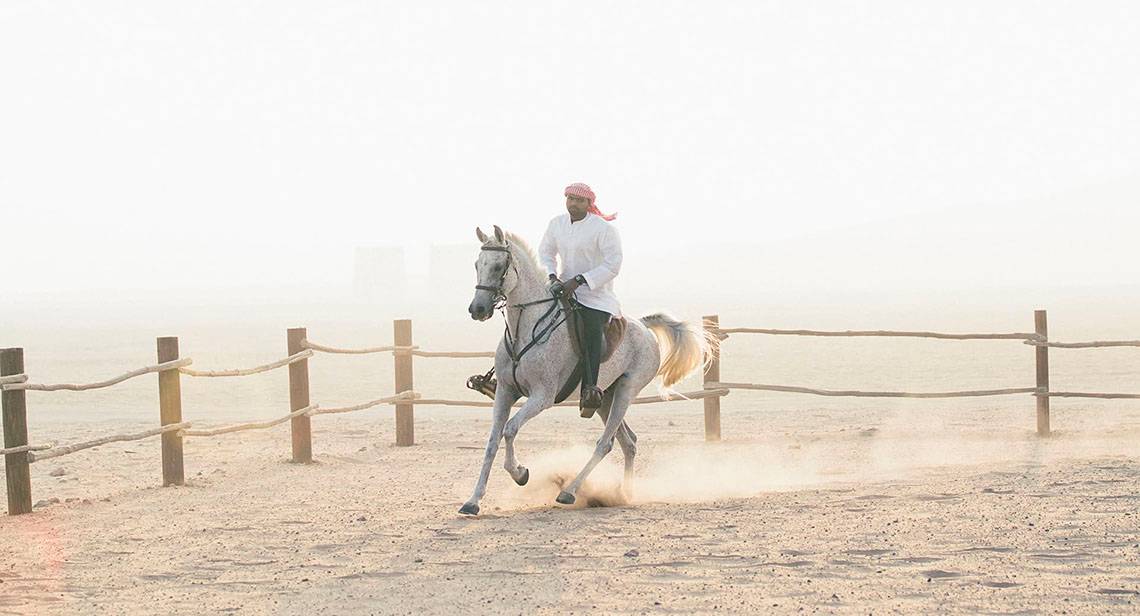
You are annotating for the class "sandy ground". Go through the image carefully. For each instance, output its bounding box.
[1,406,1138,615]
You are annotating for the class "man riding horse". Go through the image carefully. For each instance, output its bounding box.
[462,184,710,514]
[539,182,622,416]
[466,182,623,416]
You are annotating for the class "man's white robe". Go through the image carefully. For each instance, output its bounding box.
[538,212,623,317]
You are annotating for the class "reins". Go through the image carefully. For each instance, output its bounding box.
[476,243,576,395]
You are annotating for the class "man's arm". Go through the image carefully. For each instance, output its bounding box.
[538,218,559,279]
[580,225,622,289]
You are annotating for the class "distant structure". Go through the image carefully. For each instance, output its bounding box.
[426,244,476,317]
[430,244,473,291]
[350,243,498,315]
[354,246,406,302]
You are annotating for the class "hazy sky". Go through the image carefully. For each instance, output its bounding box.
[2,1,1138,300]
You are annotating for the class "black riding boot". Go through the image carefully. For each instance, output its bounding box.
[578,306,609,417]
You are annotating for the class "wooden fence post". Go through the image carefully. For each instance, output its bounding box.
[288,328,313,463]
[2,348,33,515]
[157,337,185,486]
[394,319,415,446]
[1035,310,1050,436]
[702,315,722,442]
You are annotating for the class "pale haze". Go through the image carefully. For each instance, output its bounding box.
[2,1,1139,328]
[3,6,1140,612]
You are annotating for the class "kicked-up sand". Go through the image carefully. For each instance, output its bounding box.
[1,402,1138,615]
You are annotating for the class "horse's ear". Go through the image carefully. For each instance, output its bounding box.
[493,225,505,243]
[476,227,488,243]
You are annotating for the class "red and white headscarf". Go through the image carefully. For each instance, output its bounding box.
[564,182,616,221]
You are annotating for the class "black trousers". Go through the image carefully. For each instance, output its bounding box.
[577,306,610,390]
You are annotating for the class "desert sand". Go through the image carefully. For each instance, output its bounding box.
[2,403,1138,615]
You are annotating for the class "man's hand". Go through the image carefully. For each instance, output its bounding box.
[548,275,565,296]
[549,274,584,296]
[551,273,588,296]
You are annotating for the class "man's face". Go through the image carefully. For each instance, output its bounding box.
[566,194,590,218]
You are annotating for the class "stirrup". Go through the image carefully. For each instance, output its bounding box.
[579,386,603,418]
[466,367,497,400]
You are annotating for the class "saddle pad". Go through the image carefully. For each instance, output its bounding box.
[602,317,626,363]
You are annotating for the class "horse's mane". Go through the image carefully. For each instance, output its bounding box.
[505,231,540,271]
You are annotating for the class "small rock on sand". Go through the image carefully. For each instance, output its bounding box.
[624,549,640,558]
[49,467,67,477]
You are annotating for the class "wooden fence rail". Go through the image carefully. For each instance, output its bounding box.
[700,308,1140,441]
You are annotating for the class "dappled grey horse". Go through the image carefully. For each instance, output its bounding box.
[460,225,711,515]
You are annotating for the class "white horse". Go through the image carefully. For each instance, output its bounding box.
[460,225,711,515]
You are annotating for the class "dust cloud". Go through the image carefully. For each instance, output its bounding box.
[494,409,1140,511]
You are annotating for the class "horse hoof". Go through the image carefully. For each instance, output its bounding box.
[555,491,576,505]
[513,467,529,486]
[458,502,480,516]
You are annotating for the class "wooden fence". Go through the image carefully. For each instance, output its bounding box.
[702,309,1140,442]
[3,309,1138,515]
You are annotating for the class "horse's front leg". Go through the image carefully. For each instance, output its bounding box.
[459,385,520,516]
[502,391,555,487]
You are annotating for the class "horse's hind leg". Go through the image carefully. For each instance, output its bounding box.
[557,375,635,505]
[595,387,637,498]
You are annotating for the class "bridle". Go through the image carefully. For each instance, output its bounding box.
[474,245,513,308]
[473,242,573,395]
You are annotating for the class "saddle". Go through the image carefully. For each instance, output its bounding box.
[466,295,626,404]
[552,295,626,403]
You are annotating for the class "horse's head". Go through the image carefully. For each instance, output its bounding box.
[469,225,514,321]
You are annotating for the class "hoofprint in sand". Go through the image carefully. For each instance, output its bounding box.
[1,405,1138,615]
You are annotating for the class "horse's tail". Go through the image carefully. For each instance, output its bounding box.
[639,313,718,388]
